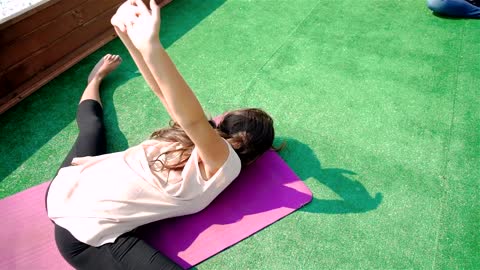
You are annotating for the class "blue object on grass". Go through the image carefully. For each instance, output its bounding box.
[427,0,480,18]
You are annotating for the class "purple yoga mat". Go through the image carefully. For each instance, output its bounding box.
[0,150,312,269]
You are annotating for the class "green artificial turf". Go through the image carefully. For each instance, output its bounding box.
[1,0,479,268]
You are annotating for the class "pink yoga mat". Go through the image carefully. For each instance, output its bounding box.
[0,150,312,269]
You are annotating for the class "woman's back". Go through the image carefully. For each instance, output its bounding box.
[47,139,241,247]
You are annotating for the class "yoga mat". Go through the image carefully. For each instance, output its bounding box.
[0,150,312,269]
[0,181,70,270]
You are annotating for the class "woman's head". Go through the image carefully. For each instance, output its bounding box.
[151,108,275,170]
[215,108,275,166]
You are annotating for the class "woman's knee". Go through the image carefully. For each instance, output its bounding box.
[77,114,105,134]
[76,100,104,128]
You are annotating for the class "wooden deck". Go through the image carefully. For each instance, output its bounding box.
[0,0,172,114]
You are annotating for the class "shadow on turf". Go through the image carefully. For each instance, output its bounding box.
[276,137,383,214]
[0,0,226,191]
[432,11,472,20]
[143,138,383,269]
[100,66,134,152]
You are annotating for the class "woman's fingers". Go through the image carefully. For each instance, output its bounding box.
[150,0,160,13]
[112,2,134,31]
[125,18,134,33]
[132,0,150,15]
[115,3,140,30]
[126,9,139,27]
[150,0,161,23]
[112,0,161,51]
[111,14,126,32]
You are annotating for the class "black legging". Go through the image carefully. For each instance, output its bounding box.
[46,100,182,270]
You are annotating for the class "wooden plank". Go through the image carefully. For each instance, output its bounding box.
[0,3,121,99]
[0,0,54,25]
[0,0,88,45]
[0,0,122,71]
[0,29,117,114]
[0,0,175,114]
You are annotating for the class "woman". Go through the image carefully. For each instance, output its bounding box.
[45,0,276,269]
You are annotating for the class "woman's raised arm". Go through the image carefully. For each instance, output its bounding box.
[111,1,176,122]
[116,0,230,178]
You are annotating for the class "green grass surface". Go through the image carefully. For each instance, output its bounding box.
[1,0,479,268]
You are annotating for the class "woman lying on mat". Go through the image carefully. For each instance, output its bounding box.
[427,0,480,18]
[45,0,276,269]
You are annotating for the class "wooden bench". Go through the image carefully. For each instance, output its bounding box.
[0,0,172,114]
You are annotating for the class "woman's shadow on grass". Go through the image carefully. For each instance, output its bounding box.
[278,137,383,214]
[137,137,382,268]
[98,56,137,153]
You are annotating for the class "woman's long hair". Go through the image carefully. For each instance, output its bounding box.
[150,108,276,171]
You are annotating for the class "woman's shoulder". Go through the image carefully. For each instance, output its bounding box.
[184,139,241,184]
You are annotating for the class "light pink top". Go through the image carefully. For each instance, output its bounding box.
[47,139,241,247]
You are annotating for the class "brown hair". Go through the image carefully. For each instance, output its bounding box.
[150,108,276,171]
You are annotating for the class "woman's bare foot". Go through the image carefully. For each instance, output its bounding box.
[79,54,122,106]
[87,54,122,84]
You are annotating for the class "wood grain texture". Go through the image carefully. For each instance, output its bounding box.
[0,3,121,96]
[0,0,121,71]
[0,0,87,45]
[0,30,116,114]
[0,0,174,114]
